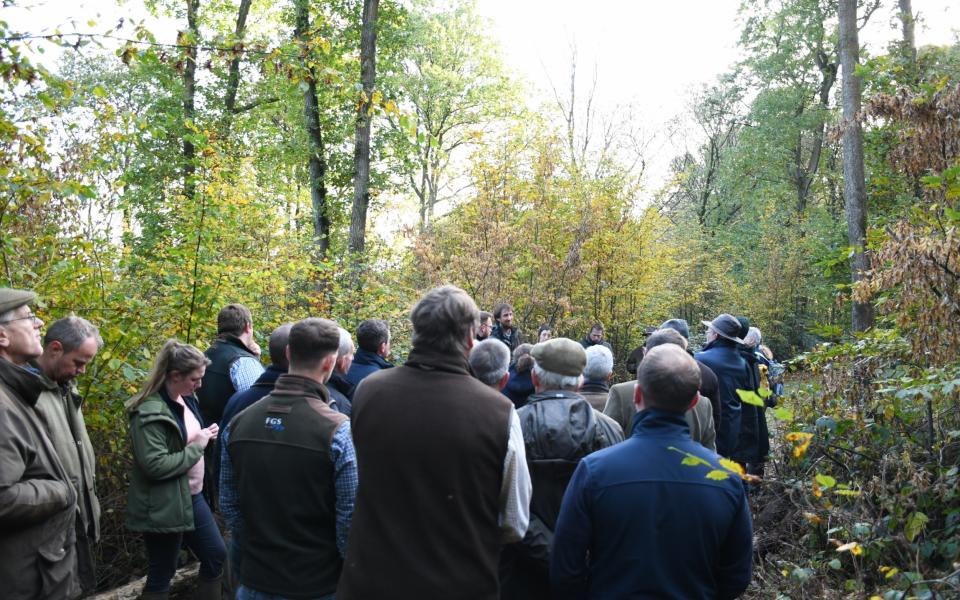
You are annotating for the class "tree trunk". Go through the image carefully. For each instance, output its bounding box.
[796,53,836,213]
[223,0,253,116]
[348,0,379,257]
[898,0,917,67]
[838,0,875,332]
[182,0,199,202]
[294,0,330,258]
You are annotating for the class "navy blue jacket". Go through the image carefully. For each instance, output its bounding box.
[345,349,393,387]
[695,339,751,456]
[220,365,285,431]
[325,371,354,417]
[503,366,534,409]
[550,409,753,600]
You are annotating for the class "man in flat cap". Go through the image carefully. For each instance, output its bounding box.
[0,288,82,599]
[501,337,622,600]
[695,313,751,457]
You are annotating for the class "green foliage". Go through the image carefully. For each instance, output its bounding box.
[5,0,960,594]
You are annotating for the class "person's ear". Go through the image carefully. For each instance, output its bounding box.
[686,391,700,412]
[47,340,64,357]
[633,382,645,412]
[497,372,509,391]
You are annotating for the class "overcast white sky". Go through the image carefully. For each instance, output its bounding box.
[4,0,958,207]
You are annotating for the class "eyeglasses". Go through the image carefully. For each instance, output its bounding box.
[0,314,42,325]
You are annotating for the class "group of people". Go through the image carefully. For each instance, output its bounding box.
[0,284,780,600]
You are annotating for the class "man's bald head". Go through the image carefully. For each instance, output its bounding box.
[637,344,701,413]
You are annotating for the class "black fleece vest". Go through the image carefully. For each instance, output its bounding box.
[198,337,257,425]
[227,375,346,598]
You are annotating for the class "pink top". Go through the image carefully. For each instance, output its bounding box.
[176,396,205,495]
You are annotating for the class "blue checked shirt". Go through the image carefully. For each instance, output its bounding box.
[229,357,265,393]
[220,419,358,557]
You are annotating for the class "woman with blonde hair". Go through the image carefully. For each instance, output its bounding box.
[125,340,225,600]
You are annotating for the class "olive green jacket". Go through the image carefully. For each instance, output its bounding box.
[604,380,717,452]
[0,358,81,600]
[126,393,204,533]
[34,377,101,541]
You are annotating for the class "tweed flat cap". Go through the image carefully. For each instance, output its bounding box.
[530,337,586,377]
[0,288,36,315]
[701,313,745,344]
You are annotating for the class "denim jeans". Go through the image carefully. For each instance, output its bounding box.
[143,494,226,592]
[237,585,334,600]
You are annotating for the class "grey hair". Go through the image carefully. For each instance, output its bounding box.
[532,363,582,391]
[43,316,103,353]
[583,344,613,381]
[0,308,16,323]
[338,327,354,357]
[743,327,762,348]
[469,339,510,387]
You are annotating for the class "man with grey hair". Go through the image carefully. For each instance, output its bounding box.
[579,344,614,411]
[502,338,622,599]
[340,285,531,599]
[469,338,511,390]
[551,344,752,599]
[34,316,104,596]
[604,328,717,451]
[326,327,356,416]
[0,289,81,600]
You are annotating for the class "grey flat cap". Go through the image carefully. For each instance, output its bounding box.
[0,288,36,316]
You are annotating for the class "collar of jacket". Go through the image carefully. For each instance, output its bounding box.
[0,357,55,407]
[327,370,355,396]
[271,373,331,403]
[353,348,393,369]
[404,346,471,376]
[34,366,84,408]
[216,334,254,353]
[581,380,610,393]
[703,338,738,352]
[253,365,286,388]
[631,407,691,438]
[527,388,583,403]
[157,387,204,438]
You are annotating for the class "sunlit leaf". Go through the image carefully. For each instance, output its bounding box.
[815,473,836,489]
[836,541,863,555]
[719,458,745,475]
[736,388,765,406]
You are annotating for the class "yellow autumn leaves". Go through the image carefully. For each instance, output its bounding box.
[785,430,814,458]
